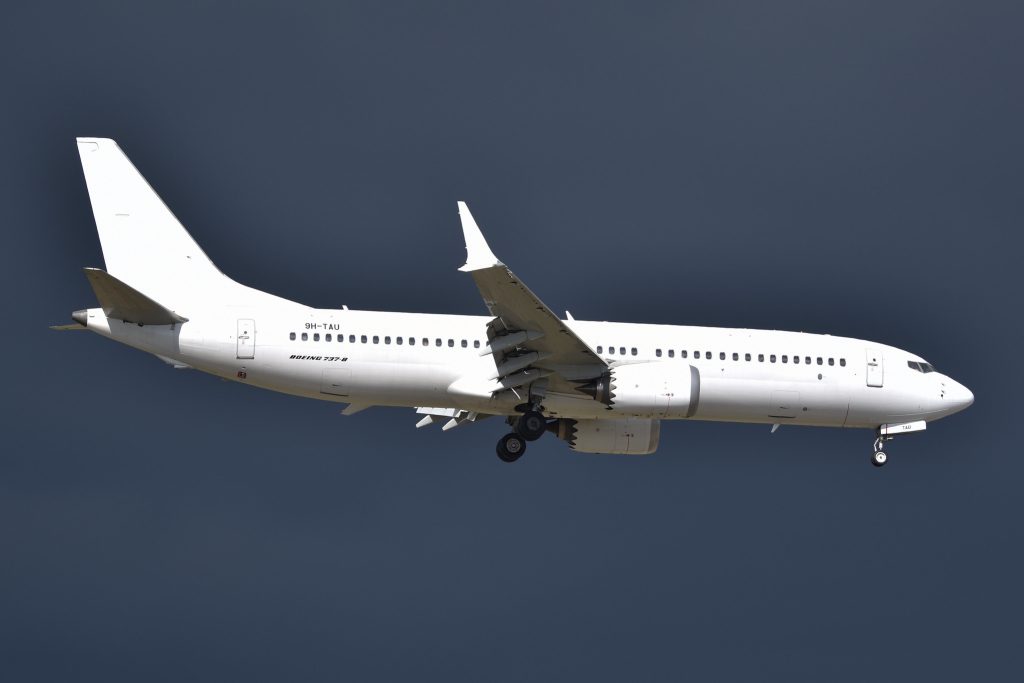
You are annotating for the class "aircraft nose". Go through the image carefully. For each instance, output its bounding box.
[948,380,974,412]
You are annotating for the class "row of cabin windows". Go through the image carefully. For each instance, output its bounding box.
[596,345,845,367]
[289,332,482,349]
[287,331,845,367]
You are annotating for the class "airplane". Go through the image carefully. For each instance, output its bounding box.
[55,138,974,467]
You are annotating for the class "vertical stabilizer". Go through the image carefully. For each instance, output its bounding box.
[76,138,230,310]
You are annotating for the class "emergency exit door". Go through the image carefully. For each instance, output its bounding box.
[866,349,883,387]
[237,319,255,359]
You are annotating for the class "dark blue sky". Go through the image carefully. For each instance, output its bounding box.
[2,2,1021,680]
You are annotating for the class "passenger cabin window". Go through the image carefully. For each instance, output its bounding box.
[313,333,320,341]
[720,352,726,360]
[705,351,711,360]
[782,355,788,363]
[793,355,799,364]
[840,358,846,367]
[326,334,332,342]
[435,339,442,347]
[631,348,637,356]
[770,354,777,363]
[302,333,308,341]
[461,340,468,348]
[396,337,403,345]
[817,357,823,365]
[373,336,379,344]
[448,339,454,347]
[383,336,390,344]
[758,354,764,362]
[608,346,615,355]
[474,340,480,349]
[349,335,356,343]
[597,346,604,354]
[745,353,751,361]
[669,350,676,358]
[619,347,626,355]
[804,356,811,365]
[361,335,367,343]
[656,349,662,358]
[732,353,739,361]
[289,332,296,340]
[679,350,685,358]
[828,358,835,366]
[409,337,415,345]
[694,350,700,359]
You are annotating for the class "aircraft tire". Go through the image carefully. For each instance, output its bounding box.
[515,411,547,441]
[872,450,888,467]
[497,433,527,462]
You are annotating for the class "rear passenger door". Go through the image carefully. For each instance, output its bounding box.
[237,319,255,359]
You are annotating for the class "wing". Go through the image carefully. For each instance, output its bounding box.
[457,202,607,398]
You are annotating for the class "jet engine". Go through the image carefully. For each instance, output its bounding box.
[576,362,700,418]
[551,417,661,455]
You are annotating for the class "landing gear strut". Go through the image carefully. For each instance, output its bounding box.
[872,435,891,468]
[496,433,527,463]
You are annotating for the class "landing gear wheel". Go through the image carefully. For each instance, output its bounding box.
[515,411,547,441]
[497,433,527,463]
[872,450,888,467]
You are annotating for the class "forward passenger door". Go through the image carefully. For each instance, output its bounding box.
[866,349,884,387]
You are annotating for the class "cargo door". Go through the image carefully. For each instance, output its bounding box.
[769,390,800,419]
[236,319,255,359]
[321,367,352,396]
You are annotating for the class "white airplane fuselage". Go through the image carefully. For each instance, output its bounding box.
[63,137,973,465]
[78,298,972,429]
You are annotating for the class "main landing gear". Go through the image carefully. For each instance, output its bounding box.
[872,435,892,468]
[515,410,547,441]
[495,409,548,463]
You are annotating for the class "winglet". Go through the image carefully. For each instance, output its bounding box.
[457,201,503,272]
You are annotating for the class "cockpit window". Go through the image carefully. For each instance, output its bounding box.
[908,360,936,373]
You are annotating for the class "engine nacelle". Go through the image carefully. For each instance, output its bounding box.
[577,362,700,418]
[553,417,661,455]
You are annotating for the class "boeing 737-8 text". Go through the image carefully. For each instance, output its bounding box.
[56,138,974,466]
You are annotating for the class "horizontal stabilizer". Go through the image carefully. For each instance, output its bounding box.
[83,268,188,325]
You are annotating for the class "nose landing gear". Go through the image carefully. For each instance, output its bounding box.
[872,435,892,468]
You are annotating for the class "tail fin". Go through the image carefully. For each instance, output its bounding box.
[76,138,230,310]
